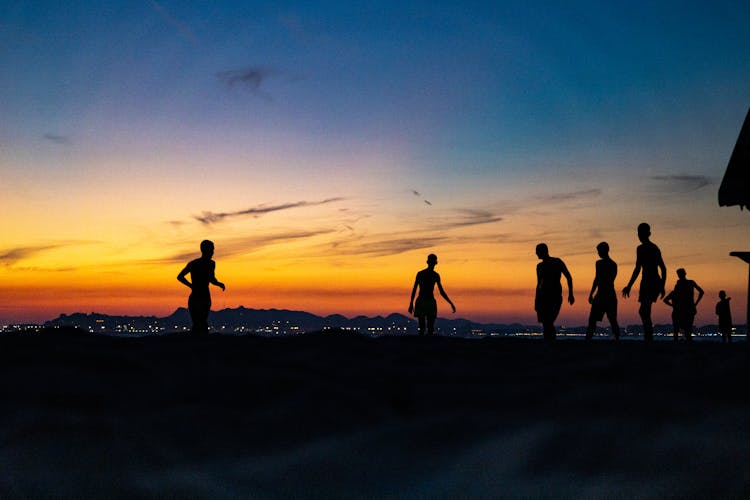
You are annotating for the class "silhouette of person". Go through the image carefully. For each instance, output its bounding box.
[586,242,620,341]
[622,223,666,342]
[663,268,704,343]
[716,290,733,343]
[177,240,226,336]
[408,254,456,335]
[534,243,574,341]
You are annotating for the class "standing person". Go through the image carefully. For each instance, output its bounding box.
[177,240,226,336]
[663,268,704,343]
[716,290,733,343]
[586,242,620,341]
[408,253,456,335]
[535,243,575,341]
[622,223,666,342]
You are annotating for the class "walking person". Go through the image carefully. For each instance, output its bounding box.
[535,243,574,341]
[622,223,666,342]
[586,242,620,341]
[408,254,456,335]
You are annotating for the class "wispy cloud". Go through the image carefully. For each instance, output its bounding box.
[43,133,70,145]
[0,244,62,266]
[650,175,712,192]
[216,67,276,99]
[440,209,503,229]
[148,0,199,47]
[223,230,336,256]
[195,198,345,225]
[545,188,602,203]
[329,236,449,257]
[155,230,336,264]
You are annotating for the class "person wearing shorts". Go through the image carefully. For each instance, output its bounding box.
[622,223,666,342]
[408,254,456,335]
[535,243,575,341]
[586,242,620,341]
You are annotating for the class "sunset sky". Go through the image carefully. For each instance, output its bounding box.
[2,1,749,326]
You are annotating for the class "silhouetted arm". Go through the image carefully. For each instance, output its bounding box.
[177,265,192,289]
[561,262,574,305]
[436,276,456,313]
[663,291,674,307]
[535,265,542,292]
[657,253,667,299]
[588,265,599,304]
[408,275,418,314]
[622,261,641,298]
[534,265,542,311]
[694,282,704,307]
[208,262,225,291]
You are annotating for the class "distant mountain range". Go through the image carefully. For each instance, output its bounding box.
[43,307,533,336]
[41,307,740,337]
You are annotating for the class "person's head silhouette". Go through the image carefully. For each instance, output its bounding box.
[427,253,438,268]
[200,239,214,258]
[719,290,727,299]
[536,243,549,259]
[637,223,651,243]
[676,268,686,279]
[596,241,609,258]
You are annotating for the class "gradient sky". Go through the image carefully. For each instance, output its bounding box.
[2,0,749,326]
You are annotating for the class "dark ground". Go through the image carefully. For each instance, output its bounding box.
[1,330,749,498]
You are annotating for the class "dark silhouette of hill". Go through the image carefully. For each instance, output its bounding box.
[0,333,749,497]
[40,307,743,337]
[44,307,530,336]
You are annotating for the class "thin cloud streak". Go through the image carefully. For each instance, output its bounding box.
[650,175,712,192]
[155,230,336,264]
[43,133,71,145]
[326,236,449,257]
[194,198,346,225]
[148,0,199,47]
[0,245,60,265]
[440,209,503,229]
[0,242,97,266]
[545,188,602,203]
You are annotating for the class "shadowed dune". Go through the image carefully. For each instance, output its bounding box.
[1,330,749,497]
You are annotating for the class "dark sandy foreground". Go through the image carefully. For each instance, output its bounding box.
[1,331,749,499]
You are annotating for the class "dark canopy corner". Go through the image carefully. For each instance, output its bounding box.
[719,107,750,211]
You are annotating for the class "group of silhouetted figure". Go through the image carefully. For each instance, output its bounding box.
[532,222,734,342]
[178,223,735,342]
[531,222,733,343]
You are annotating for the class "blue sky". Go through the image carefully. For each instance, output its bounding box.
[1,0,749,324]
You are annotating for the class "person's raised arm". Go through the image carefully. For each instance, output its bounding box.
[177,265,192,289]
[408,275,418,314]
[436,276,456,313]
[561,262,575,305]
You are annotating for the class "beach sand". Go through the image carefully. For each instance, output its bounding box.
[1,330,749,498]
